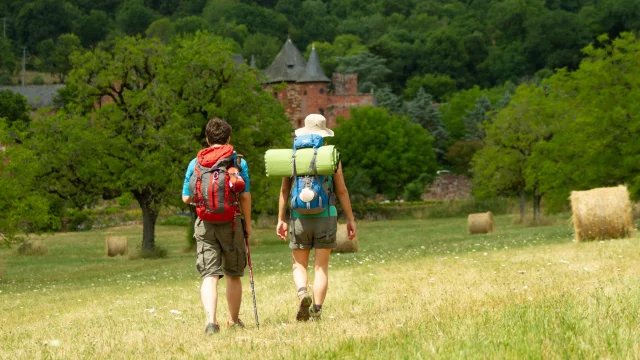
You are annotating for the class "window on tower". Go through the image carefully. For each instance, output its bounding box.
[319,88,324,94]
[273,92,278,99]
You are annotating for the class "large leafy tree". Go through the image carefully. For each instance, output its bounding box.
[334,106,436,199]
[116,0,158,36]
[528,33,640,209]
[15,0,79,50]
[405,87,448,160]
[37,34,82,83]
[76,10,114,48]
[30,33,290,251]
[336,51,391,93]
[0,120,55,247]
[0,90,30,129]
[472,84,554,223]
[0,38,16,81]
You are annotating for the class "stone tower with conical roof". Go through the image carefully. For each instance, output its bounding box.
[261,38,373,129]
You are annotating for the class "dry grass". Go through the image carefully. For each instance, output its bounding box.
[10,71,59,85]
[2,216,640,359]
[16,240,47,256]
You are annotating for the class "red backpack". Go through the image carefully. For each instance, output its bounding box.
[188,145,240,222]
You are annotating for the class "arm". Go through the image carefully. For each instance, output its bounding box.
[333,163,357,240]
[239,192,252,236]
[182,159,196,204]
[238,158,252,236]
[276,177,292,241]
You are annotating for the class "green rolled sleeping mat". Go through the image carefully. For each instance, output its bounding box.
[265,146,340,176]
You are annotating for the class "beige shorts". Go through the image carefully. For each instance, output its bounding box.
[289,216,338,250]
[194,218,246,278]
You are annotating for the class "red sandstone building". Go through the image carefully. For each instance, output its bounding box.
[260,38,374,129]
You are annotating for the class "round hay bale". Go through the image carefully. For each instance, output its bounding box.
[17,240,48,255]
[334,224,358,253]
[468,212,494,234]
[570,185,634,242]
[106,236,128,257]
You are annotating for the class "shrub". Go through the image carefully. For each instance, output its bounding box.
[31,75,45,85]
[403,181,425,202]
[159,215,191,227]
[129,245,168,260]
[62,209,95,231]
[116,192,134,208]
[0,73,12,85]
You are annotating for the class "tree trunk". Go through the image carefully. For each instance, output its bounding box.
[134,190,159,251]
[141,205,158,251]
[519,188,526,224]
[533,188,542,226]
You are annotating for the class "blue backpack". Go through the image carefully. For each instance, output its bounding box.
[290,134,334,215]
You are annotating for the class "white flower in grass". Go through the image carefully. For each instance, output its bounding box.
[144,308,155,313]
[43,340,61,347]
[169,309,181,314]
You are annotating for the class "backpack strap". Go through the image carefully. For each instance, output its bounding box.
[229,152,244,252]
[290,147,297,241]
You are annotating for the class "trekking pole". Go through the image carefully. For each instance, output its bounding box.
[244,228,260,329]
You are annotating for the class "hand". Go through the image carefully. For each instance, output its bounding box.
[276,220,288,241]
[244,222,253,237]
[347,220,357,241]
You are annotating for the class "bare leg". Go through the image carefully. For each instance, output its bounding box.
[313,248,331,306]
[226,276,242,322]
[201,276,219,325]
[292,249,311,295]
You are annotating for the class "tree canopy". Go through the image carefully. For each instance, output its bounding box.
[24,33,290,250]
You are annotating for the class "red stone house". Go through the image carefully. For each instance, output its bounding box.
[260,38,374,129]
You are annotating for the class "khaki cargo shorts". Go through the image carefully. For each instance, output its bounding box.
[194,218,246,278]
[289,216,338,250]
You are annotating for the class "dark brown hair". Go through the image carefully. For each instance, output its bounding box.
[205,118,232,145]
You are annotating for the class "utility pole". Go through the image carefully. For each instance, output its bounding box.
[21,47,26,86]
[2,18,6,38]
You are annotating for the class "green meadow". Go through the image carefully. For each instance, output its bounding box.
[2,215,640,359]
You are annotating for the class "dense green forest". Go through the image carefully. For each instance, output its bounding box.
[2,0,640,91]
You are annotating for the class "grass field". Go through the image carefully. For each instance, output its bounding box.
[2,214,640,359]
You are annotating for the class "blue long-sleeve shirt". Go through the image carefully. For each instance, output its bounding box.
[182,155,250,196]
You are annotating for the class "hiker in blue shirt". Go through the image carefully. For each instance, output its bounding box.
[182,118,252,334]
[276,114,357,321]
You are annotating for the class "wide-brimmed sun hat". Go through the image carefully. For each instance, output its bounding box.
[294,114,334,137]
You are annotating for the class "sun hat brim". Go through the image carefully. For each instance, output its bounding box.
[294,127,334,137]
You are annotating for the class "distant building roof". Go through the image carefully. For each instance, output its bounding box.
[297,45,330,83]
[262,38,306,84]
[0,85,65,109]
[231,54,245,65]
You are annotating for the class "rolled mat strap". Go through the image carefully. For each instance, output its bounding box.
[265,146,339,177]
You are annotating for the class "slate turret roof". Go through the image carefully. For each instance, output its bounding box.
[262,38,307,83]
[297,45,330,83]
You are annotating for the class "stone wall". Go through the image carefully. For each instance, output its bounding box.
[423,174,472,201]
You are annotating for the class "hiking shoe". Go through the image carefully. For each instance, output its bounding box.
[226,318,245,329]
[296,294,312,321]
[205,322,220,335]
[310,306,322,320]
